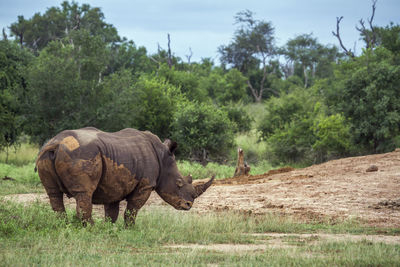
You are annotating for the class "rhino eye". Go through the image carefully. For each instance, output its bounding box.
[176,178,184,188]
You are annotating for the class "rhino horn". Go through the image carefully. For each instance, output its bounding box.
[194,175,215,198]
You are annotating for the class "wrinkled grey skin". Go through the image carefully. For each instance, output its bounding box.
[36,127,214,225]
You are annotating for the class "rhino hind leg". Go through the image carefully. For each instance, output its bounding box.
[54,145,102,225]
[124,178,153,226]
[37,158,66,214]
[104,201,120,223]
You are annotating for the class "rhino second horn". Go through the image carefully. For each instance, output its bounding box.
[194,176,215,198]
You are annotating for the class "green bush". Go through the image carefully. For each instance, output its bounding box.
[266,115,316,165]
[260,89,354,165]
[129,75,183,140]
[172,102,235,163]
[159,64,208,102]
[312,114,353,162]
[258,88,314,140]
[198,68,249,104]
[222,104,252,133]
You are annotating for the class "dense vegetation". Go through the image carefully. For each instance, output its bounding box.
[1,1,399,167]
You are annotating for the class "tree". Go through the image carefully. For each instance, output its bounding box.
[328,46,400,152]
[9,1,120,52]
[24,32,110,144]
[198,68,249,104]
[283,34,340,87]
[0,40,33,159]
[375,23,400,57]
[94,69,136,132]
[106,40,152,77]
[158,64,208,102]
[219,10,277,102]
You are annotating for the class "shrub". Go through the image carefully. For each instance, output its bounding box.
[312,114,353,162]
[258,89,315,140]
[129,76,183,140]
[222,104,252,133]
[266,115,316,165]
[171,102,235,163]
[260,89,354,165]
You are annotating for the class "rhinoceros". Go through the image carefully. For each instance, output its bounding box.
[35,127,214,225]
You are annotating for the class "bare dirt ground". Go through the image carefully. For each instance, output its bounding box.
[5,149,400,228]
[192,149,400,228]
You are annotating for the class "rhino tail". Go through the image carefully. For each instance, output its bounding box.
[35,143,59,172]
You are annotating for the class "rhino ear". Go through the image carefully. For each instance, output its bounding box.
[164,139,178,154]
[186,174,193,184]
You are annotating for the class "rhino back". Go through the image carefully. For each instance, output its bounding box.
[96,129,160,179]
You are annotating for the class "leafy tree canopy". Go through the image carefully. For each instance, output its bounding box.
[9,1,120,51]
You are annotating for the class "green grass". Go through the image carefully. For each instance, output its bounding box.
[243,102,266,128]
[178,160,234,180]
[0,143,39,166]
[1,200,399,266]
[0,163,43,196]
[233,130,269,164]
[0,143,43,195]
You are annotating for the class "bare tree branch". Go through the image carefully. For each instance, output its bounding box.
[368,0,377,47]
[355,0,377,49]
[167,33,172,69]
[369,0,377,29]
[2,28,7,40]
[332,16,354,58]
[186,47,193,65]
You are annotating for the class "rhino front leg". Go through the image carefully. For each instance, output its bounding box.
[124,178,153,226]
[104,201,120,223]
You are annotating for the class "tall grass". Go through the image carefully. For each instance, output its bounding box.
[0,143,38,166]
[233,130,268,164]
[243,102,266,128]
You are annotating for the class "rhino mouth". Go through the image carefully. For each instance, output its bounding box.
[178,200,193,210]
[157,191,193,210]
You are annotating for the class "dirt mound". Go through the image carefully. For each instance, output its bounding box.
[193,149,400,227]
[4,149,400,228]
[214,167,295,185]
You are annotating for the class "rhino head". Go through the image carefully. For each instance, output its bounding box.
[155,139,214,210]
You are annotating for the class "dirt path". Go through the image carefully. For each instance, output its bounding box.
[4,149,400,228]
[167,233,400,252]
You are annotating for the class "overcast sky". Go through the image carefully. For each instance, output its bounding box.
[0,0,399,62]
